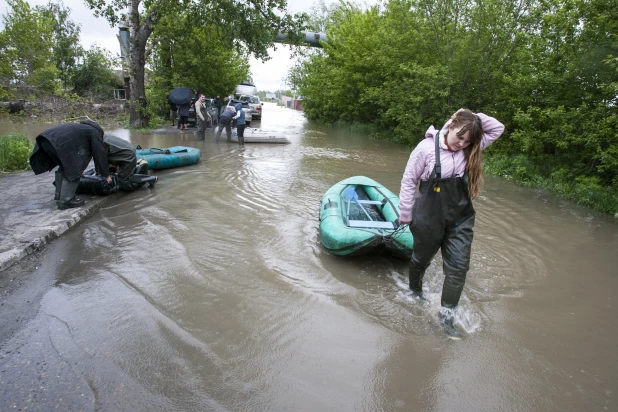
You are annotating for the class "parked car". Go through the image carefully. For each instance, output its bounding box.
[204,97,219,125]
[185,98,218,127]
[239,95,262,120]
[225,99,252,127]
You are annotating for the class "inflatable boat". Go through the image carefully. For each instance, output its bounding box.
[319,176,413,259]
[230,128,290,144]
[76,162,157,195]
[136,146,201,169]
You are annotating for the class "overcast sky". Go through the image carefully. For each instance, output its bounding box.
[0,0,349,92]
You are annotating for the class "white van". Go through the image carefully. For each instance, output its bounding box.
[235,81,258,97]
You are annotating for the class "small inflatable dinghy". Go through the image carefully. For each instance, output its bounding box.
[136,146,201,169]
[319,176,413,259]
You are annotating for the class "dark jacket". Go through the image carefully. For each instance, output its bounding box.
[213,97,222,111]
[29,122,109,181]
[234,103,246,126]
[219,109,234,123]
[104,135,137,180]
[178,102,190,117]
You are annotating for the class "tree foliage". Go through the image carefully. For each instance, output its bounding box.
[291,0,618,198]
[84,0,307,127]
[146,10,250,118]
[0,0,116,99]
[71,46,120,98]
[40,1,84,85]
[1,0,60,94]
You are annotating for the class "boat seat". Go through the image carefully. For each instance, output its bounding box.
[347,220,395,229]
[356,200,384,205]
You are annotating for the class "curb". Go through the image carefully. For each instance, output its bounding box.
[0,194,118,272]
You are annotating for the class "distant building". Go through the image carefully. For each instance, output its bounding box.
[265,93,276,100]
[281,95,293,108]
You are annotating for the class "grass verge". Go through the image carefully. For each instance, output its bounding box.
[484,155,618,218]
[0,133,33,174]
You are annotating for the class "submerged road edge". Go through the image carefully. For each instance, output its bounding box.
[0,170,120,272]
[0,196,115,272]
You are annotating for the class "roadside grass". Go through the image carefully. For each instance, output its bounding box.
[0,133,33,174]
[484,155,618,218]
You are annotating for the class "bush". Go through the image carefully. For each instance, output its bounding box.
[484,154,618,216]
[0,133,33,173]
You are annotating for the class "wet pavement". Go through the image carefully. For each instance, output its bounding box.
[0,171,119,272]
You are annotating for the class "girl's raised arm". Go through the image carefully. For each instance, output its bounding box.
[478,113,505,150]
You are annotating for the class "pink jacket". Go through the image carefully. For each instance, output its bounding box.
[399,113,505,222]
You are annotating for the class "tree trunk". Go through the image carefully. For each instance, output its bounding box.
[128,3,156,128]
[129,44,147,127]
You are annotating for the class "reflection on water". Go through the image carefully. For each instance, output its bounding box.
[1,103,617,411]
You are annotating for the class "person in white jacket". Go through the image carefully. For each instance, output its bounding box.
[195,95,212,133]
[399,109,505,340]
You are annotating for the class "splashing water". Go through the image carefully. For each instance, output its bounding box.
[391,269,483,335]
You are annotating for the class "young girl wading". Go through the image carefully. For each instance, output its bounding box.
[399,109,505,340]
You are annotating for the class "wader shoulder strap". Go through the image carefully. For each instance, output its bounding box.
[434,126,442,179]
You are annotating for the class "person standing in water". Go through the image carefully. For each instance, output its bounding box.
[213,94,223,115]
[233,103,246,146]
[399,109,505,340]
[195,94,212,134]
[177,101,190,130]
[168,98,178,126]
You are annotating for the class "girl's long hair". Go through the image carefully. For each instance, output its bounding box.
[447,110,484,199]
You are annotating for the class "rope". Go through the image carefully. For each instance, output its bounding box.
[382,223,409,244]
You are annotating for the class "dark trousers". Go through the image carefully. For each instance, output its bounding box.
[197,117,207,132]
[216,118,232,142]
[408,177,475,308]
[409,213,475,308]
[237,124,246,145]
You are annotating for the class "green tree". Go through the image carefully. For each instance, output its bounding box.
[292,0,618,212]
[71,46,120,98]
[146,10,249,118]
[1,0,60,95]
[40,1,84,86]
[85,0,306,127]
[0,31,16,98]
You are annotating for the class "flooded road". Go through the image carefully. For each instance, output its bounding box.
[1,103,617,411]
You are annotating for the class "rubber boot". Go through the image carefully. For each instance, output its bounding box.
[439,308,462,341]
[409,261,426,301]
[57,179,84,210]
[53,171,63,201]
[411,288,426,302]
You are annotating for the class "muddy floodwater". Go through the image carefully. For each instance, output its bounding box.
[1,103,617,411]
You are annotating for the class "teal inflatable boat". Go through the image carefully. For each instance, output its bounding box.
[319,176,413,259]
[136,146,201,170]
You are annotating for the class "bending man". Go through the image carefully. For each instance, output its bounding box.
[29,120,111,210]
[216,105,236,142]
